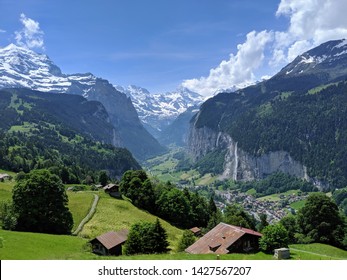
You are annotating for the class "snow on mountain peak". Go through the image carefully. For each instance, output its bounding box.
[115,84,204,137]
[0,44,99,93]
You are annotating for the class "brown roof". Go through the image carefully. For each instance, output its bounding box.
[103,183,119,190]
[92,229,129,250]
[189,227,201,233]
[185,223,262,254]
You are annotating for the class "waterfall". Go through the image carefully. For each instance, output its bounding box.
[216,132,222,147]
[233,142,238,181]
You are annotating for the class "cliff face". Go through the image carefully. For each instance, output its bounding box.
[188,125,311,183]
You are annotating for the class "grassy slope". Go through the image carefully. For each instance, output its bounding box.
[1,228,346,260]
[79,192,183,251]
[67,191,95,231]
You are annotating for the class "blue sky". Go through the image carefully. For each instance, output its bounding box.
[1,0,347,96]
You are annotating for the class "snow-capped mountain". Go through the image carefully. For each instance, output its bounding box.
[0,44,97,93]
[0,44,166,160]
[276,39,347,79]
[115,84,204,137]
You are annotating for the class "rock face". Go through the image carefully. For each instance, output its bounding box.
[188,125,308,182]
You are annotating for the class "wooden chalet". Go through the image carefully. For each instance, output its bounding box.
[0,173,11,182]
[189,227,202,237]
[103,183,121,198]
[90,229,129,256]
[185,222,262,254]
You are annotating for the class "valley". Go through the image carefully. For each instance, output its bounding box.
[143,149,311,224]
[1,39,347,260]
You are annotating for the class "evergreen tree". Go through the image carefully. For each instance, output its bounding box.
[151,219,169,253]
[177,230,196,252]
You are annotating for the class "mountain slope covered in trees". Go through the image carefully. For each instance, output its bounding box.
[0,88,140,182]
[189,39,347,189]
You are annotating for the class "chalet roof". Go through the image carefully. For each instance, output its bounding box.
[103,183,119,190]
[91,229,129,250]
[189,227,201,233]
[185,223,262,254]
[0,173,10,179]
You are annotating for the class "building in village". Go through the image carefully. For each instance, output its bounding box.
[185,223,262,254]
[90,229,129,256]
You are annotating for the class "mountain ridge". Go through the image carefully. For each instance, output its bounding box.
[115,84,204,138]
[0,44,165,160]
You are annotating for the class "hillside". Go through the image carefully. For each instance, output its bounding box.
[0,44,165,160]
[188,39,347,190]
[0,88,140,180]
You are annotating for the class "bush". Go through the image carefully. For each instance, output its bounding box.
[177,230,196,252]
[259,224,289,253]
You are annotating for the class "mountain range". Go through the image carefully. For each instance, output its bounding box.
[188,39,347,190]
[0,44,165,160]
[2,39,347,190]
[115,85,204,139]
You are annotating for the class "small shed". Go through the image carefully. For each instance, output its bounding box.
[189,227,202,237]
[103,183,121,198]
[90,229,129,256]
[0,174,11,182]
[274,248,290,259]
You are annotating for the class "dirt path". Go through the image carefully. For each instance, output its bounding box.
[290,248,346,260]
[72,193,99,236]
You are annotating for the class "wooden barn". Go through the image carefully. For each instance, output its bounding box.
[185,222,262,254]
[103,183,121,198]
[90,229,129,256]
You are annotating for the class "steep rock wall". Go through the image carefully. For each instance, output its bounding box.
[188,125,309,182]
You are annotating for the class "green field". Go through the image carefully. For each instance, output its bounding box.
[79,192,183,251]
[67,191,95,231]
[1,228,346,260]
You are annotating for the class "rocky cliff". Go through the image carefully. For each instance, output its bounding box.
[188,125,313,184]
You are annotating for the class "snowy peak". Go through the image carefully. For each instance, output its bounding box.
[115,84,204,137]
[277,39,347,78]
[0,44,103,94]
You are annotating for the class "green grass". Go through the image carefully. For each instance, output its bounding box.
[257,189,301,202]
[196,173,217,185]
[2,228,346,260]
[79,192,183,251]
[0,181,14,203]
[289,243,347,260]
[0,229,94,260]
[67,191,95,231]
[290,199,306,210]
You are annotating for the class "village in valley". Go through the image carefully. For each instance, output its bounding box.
[213,189,307,223]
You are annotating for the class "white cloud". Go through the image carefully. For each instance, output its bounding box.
[15,13,45,50]
[0,29,6,33]
[182,30,273,96]
[183,0,347,97]
[273,0,347,63]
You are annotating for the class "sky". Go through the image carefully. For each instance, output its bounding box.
[1,0,347,96]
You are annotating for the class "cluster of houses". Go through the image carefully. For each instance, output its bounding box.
[215,190,306,223]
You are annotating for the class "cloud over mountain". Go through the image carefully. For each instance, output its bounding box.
[183,0,347,97]
[15,13,45,51]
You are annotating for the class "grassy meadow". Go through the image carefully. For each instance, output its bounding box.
[2,227,347,260]
[79,192,183,251]
[1,169,347,260]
